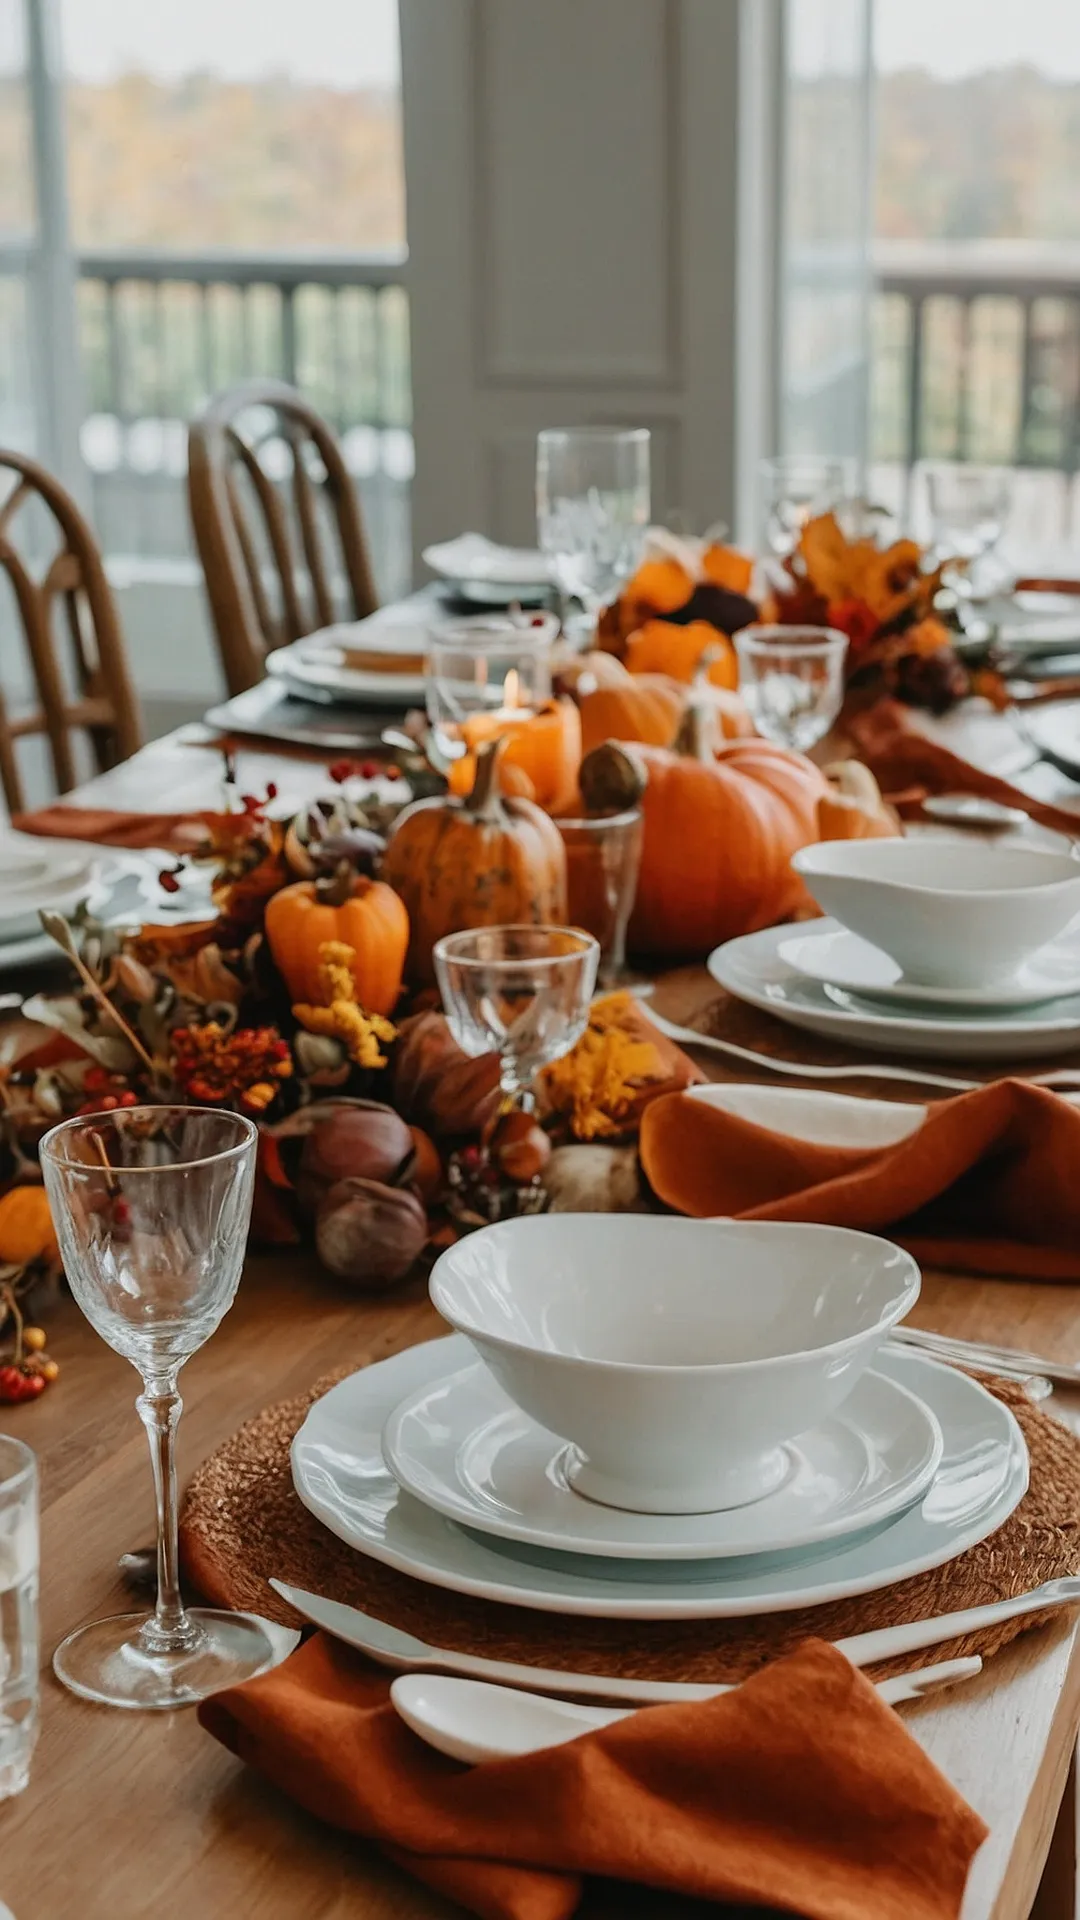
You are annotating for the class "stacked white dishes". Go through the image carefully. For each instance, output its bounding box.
[421,534,554,607]
[290,1215,1029,1620]
[265,610,432,707]
[0,830,104,971]
[710,838,1080,1061]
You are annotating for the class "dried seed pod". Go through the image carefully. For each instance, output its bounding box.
[315,1176,427,1290]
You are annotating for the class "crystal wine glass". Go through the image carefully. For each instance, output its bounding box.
[759,454,850,557]
[734,624,849,753]
[434,925,599,1109]
[39,1106,294,1710]
[536,428,651,619]
[923,462,1013,594]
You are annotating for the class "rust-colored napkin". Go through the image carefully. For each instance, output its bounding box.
[848,698,1080,839]
[640,1078,1080,1279]
[12,804,210,852]
[199,1634,984,1920]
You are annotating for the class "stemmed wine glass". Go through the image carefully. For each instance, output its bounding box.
[39,1106,295,1710]
[536,428,651,624]
[759,455,850,557]
[923,462,1013,596]
[434,925,599,1110]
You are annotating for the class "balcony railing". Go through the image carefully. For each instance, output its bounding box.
[74,245,413,602]
[871,240,1080,545]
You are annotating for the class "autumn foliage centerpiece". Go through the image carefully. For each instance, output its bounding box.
[766,511,969,713]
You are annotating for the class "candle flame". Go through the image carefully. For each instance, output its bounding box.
[501,668,521,710]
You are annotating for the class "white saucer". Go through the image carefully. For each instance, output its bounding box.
[422,534,553,604]
[778,923,1080,1009]
[710,920,1080,1060]
[381,1360,943,1561]
[291,1335,1027,1620]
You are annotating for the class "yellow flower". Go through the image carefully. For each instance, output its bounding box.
[293,939,397,1070]
[541,993,666,1140]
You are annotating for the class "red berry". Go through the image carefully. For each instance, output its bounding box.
[359,759,379,780]
[99,1095,119,1111]
[327,759,355,784]
[117,1091,138,1107]
[19,1373,45,1399]
[265,780,278,800]
[84,1066,110,1093]
[385,765,402,782]
[158,871,181,895]
[112,1197,132,1226]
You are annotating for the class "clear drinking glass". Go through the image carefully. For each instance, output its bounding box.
[425,617,555,746]
[759,454,850,557]
[434,925,599,1108]
[555,810,643,988]
[734,624,849,752]
[0,1437,37,1798]
[924,463,1013,591]
[536,428,651,615]
[39,1106,293,1710]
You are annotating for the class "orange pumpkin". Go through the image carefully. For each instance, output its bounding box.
[582,707,828,959]
[578,668,685,755]
[382,740,568,986]
[702,542,755,596]
[624,620,739,689]
[446,698,582,815]
[0,1185,58,1266]
[265,871,408,1014]
[818,761,901,841]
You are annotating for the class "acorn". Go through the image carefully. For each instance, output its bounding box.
[487,1108,552,1183]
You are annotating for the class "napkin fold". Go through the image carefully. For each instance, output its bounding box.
[11,804,210,852]
[849,698,1080,839]
[640,1078,1080,1278]
[199,1633,985,1920]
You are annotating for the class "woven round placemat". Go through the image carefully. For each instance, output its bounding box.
[179,1351,1080,1683]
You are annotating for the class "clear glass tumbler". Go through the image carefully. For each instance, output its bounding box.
[0,1436,37,1798]
[434,925,599,1108]
[536,427,651,615]
[39,1106,294,1710]
[734,624,849,753]
[555,809,643,988]
[759,454,850,557]
[425,617,555,748]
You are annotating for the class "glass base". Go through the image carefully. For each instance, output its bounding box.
[53,1609,298,1710]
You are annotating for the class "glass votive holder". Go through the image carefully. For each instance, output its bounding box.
[0,1435,38,1800]
[425,614,559,746]
[555,808,643,988]
[733,624,848,754]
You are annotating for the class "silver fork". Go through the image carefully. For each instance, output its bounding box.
[636,1000,1080,1096]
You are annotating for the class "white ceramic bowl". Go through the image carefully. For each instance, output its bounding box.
[792,839,1080,988]
[428,1215,920,1515]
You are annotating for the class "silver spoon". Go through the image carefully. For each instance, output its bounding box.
[390,1659,983,1765]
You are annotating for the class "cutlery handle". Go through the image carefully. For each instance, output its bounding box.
[833,1589,1068,1668]
[893,1324,1080,1388]
[651,1025,980,1094]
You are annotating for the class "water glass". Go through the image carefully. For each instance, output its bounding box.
[0,1437,37,1799]
[556,810,643,988]
[734,625,848,753]
[425,615,555,738]
[759,454,850,557]
[924,463,1012,590]
[434,925,599,1107]
[39,1105,293,1711]
[536,428,651,613]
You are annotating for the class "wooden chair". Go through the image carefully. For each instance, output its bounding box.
[0,450,142,816]
[187,380,379,696]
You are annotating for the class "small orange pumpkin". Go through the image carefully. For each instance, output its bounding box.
[818,761,901,841]
[382,740,569,986]
[578,663,685,755]
[624,620,739,689]
[0,1185,58,1266]
[581,705,827,959]
[446,698,582,815]
[702,542,755,595]
[264,871,408,1014]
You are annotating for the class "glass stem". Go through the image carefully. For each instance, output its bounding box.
[136,1382,199,1654]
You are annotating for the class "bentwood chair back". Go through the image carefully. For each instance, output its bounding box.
[187,379,379,695]
[0,449,142,815]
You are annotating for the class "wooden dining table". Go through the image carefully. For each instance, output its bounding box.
[3,711,1080,1920]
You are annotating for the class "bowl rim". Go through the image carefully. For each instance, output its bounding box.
[429,1216,921,1378]
[792,840,1080,902]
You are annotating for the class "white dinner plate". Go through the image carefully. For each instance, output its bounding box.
[422,534,553,605]
[291,1335,1027,1620]
[778,923,1080,1010]
[0,832,102,944]
[709,920,1080,1060]
[266,630,427,709]
[381,1359,943,1561]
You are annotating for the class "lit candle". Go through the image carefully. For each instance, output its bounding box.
[447,672,582,813]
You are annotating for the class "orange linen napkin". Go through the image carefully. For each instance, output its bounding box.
[640,1078,1080,1279]
[849,698,1080,839]
[199,1634,985,1920]
[11,804,211,852]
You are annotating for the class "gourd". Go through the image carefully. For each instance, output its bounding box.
[817,761,901,840]
[381,740,568,986]
[264,871,408,1014]
[580,705,827,959]
[0,1186,58,1266]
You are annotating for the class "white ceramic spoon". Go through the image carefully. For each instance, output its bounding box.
[390,1659,983,1766]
